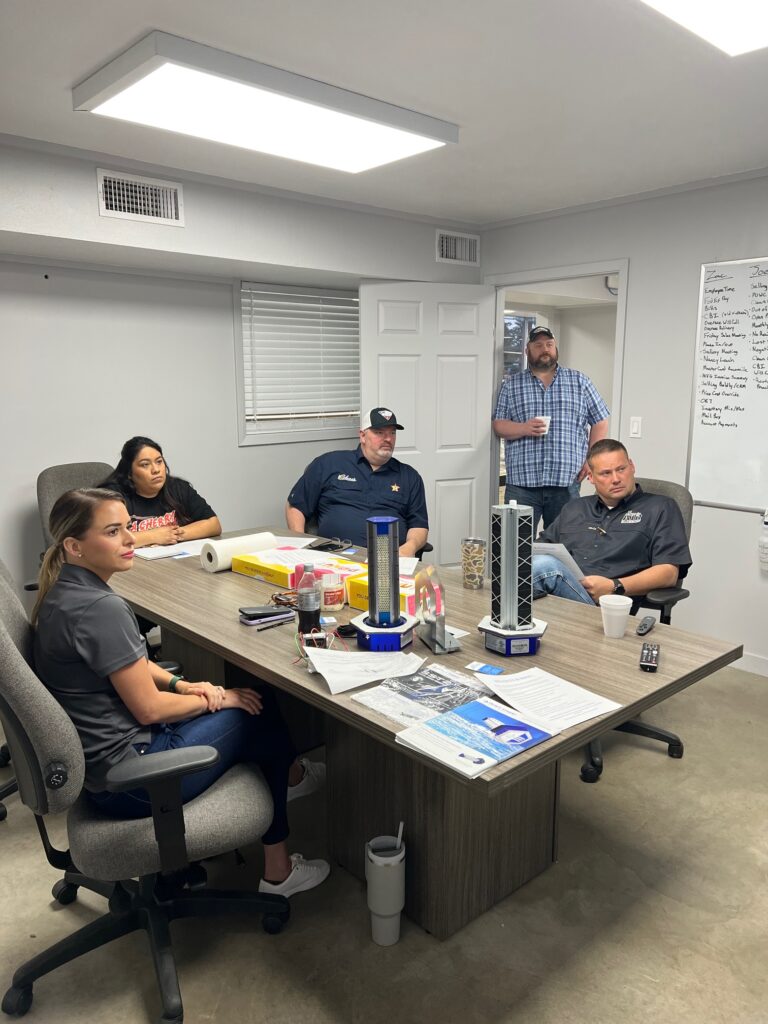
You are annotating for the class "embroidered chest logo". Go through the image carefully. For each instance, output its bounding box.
[337,473,357,483]
[391,484,400,492]
[621,511,642,524]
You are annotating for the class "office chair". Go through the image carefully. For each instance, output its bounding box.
[23,462,115,594]
[35,462,115,548]
[580,477,693,783]
[0,559,19,820]
[0,571,289,1023]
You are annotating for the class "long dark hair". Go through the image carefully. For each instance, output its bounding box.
[100,436,193,525]
[32,487,124,624]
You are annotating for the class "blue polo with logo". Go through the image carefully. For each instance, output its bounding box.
[287,446,429,547]
[539,486,691,580]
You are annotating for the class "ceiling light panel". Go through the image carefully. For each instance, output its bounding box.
[73,32,458,173]
[637,0,768,56]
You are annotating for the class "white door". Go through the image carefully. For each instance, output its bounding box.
[360,282,497,564]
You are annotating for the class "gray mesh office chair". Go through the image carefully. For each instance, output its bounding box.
[0,561,289,1023]
[35,462,115,548]
[580,478,693,783]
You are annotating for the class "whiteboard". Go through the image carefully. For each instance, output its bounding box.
[688,257,768,513]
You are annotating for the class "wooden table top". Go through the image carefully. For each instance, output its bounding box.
[112,531,743,794]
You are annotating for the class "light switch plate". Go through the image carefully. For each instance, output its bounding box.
[629,416,642,438]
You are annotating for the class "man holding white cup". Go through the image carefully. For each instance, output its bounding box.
[531,440,691,625]
[493,326,610,532]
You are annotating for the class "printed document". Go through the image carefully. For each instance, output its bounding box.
[304,648,425,695]
[479,667,621,732]
[532,542,584,580]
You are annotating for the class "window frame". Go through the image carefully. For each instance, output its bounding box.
[234,281,361,447]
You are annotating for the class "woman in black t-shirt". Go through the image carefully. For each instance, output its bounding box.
[101,436,222,548]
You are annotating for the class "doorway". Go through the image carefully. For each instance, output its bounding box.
[488,260,627,504]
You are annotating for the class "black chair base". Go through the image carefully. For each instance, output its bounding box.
[581,719,684,783]
[3,872,290,1022]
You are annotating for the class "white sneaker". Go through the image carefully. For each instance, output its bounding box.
[287,758,326,802]
[258,854,330,897]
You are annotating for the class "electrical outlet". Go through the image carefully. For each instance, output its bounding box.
[629,416,642,438]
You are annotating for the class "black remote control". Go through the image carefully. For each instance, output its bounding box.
[639,641,660,672]
[636,615,656,636]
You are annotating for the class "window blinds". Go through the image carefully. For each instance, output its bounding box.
[241,283,360,435]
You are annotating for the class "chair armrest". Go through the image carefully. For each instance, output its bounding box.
[23,580,39,592]
[105,746,220,875]
[105,745,219,793]
[643,587,690,607]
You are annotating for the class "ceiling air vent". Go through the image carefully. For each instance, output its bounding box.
[435,230,480,266]
[96,169,185,226]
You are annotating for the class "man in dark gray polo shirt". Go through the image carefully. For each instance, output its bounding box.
[532,439,691,604]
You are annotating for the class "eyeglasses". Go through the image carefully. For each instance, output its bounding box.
[308,537,352,553]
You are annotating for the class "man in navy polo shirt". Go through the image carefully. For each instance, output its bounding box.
[532,439,691,604]
[285,407,429,555]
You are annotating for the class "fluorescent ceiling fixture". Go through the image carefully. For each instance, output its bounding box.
[73,32,457,173]
[637,0,768,56]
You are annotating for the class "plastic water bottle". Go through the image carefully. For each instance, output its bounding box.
[297,569,321,633]
[759,511,768,573]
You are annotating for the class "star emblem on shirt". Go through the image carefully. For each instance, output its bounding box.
[391,484,400,492]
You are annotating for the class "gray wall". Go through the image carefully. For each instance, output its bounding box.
[484,176,768,673]
[0,262,336,588]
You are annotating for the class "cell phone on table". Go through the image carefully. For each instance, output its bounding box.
[238,605,281,620]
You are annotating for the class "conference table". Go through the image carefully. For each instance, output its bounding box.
[111,534,742,939]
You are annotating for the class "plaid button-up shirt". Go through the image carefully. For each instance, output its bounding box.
[493,366,609,488]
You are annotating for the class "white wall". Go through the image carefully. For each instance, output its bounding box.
[557,304,615,415]
[0,263,341,589]
[483,177,768,672]
[0,142,479,285]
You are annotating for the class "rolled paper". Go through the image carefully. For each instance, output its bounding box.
[199,532,277,573]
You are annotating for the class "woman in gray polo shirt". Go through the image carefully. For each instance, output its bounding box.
[33,488,328,899]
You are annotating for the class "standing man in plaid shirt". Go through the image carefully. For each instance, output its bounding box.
[493,326,610,532]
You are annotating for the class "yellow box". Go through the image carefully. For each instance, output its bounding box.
[231,552,363,591]
[345,573,421,616]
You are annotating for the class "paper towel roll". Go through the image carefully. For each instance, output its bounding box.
[200,532,277,573]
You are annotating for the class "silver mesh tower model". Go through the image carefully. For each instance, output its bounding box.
[366,517,401,627]
[489,504,533,630]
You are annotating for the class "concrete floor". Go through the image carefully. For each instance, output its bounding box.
[0,664,766,1024]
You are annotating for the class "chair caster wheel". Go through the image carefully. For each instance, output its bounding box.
[2,985,33,1016]
[668,742,684,759]
[0,803,7,822]
[160,1014,183,1024]
[52,880,79,905]
[262,910,289,935]
[0,744,11,768]
[580,763,602,783]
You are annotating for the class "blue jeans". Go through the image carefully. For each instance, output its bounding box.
[504,483,581,533]
[532,554,594,605]
[89,686,296,845]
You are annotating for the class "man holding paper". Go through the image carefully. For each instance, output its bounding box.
[532,439,691,604]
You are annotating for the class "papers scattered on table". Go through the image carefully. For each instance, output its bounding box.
[353,664,492,726]
[395,696,555,778]
[478,667,622,732]
[304,648,425,695]
[398,556,419,576]
[134,539,208,560]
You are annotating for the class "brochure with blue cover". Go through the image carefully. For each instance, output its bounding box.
[395,696,557,778]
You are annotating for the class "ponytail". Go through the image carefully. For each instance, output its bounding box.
[31,487,124,626]
[31,543,65,625]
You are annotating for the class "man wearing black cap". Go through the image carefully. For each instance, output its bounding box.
[285,407,429,555]
[492,326,610,531]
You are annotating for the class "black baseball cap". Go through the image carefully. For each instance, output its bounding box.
[528,326,555,342]
[361,407,404,430]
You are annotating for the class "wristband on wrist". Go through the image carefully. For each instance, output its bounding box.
[168,675,183,693]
